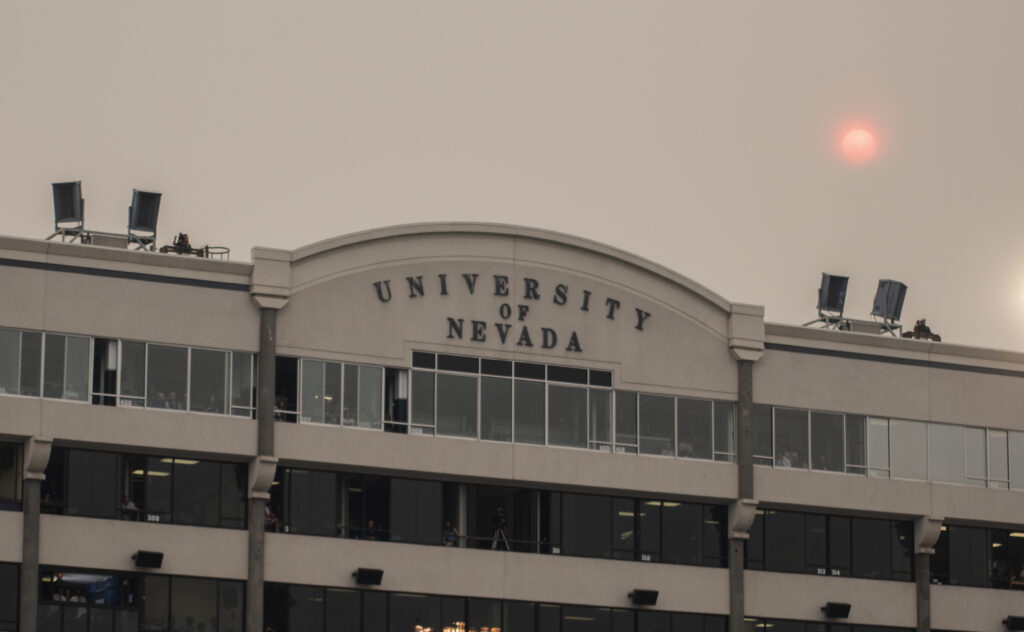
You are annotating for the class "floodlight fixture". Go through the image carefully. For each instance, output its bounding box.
[353,568,384,585]
[817,273,849,317]
[628,590,659,606]
[133,550,164,569]
[127,189,161,250]
[871,280,908,323]
[822,602,851,619]
[49,181,85,241]
[1004,615,1024,631]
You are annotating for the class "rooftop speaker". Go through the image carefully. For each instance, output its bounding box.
[817,273,849,315]
[871,280,908,322]
[133,550,164,569]
[1005,616,1024,631]
[353,568,383,585]
[628,589,659,606]
[822,602,851,619]
[52,181,84,226]
[128,189,161,233]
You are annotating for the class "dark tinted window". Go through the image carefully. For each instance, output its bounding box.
[390,479,443,545]
[0,563,16,629]
[562,494,612,558]
[765,511,804,573]
[547,365,588,384]
[662,503,703,565]
[173,460,221,526]
[589,370,612,387]
[66,450,118,519]
[481,359,513,376]
[326,588,361,632]
[437,354,478,373]
[514,362,545,380]
[852,518,892,580]
[389,592,440,632]
[286,469,338,536]
[412,352,436,369]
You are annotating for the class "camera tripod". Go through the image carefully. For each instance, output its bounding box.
[491,525,511,551]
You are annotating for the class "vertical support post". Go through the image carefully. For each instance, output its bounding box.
[20,477,40,631]
[916,553,931,632]
[914,516,942,632]
[457,484,468,548]
[20,436,52,632]
[249,246,291,632]
[728,304,763,632]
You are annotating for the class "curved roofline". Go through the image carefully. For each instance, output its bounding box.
[286,222,734,313]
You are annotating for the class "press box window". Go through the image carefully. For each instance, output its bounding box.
[42,333,90,401]
[0,328,41,397]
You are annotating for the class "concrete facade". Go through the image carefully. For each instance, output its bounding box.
[1,224,1023,631]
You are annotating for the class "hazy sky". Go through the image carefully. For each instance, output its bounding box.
[3,2,1024,350]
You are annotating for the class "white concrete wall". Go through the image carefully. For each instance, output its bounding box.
[932,584,1024,632]
[266,535,729,615]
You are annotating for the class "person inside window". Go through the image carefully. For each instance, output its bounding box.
[364,519,380,541]
[265,505,281,532]
[443,520,460,547]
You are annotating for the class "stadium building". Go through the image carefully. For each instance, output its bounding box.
[1,222,1023,632]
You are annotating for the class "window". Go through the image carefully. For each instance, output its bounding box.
[0,443,22,509]
[275,356,299,421]
[928,424,964,484]
[989,429,1010,489]
[43,333,90,401]
[0,563,16,631]
[712,401,736,461]
[1011,431,1024,490]
[638,395,674,456]
[190,349,229,414]
[299,360,342,425]
[514,379,545,444]
[480,376,511,441]
[0,328,41,397]
[343,364,382,428]
[965,426,987,486]
[146,345,187,410]
[230,351,255,417]
[774,409,808,468]
[411,371,437,434]
[589,389,612,451]
[614,392,638,454]
[548,385,587,448]
[676,398,712,459]
[562,494,612,558]
[383,368,408,429]
[436,373,477,437]
[43,448,246,529]
[845,415,866,474]
[119,341,146,406]
[868,417,890,478]
[890,420,927,480]
[752,405,773,466]
[810,412,843,472]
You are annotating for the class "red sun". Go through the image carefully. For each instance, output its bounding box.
[841,128,877,163]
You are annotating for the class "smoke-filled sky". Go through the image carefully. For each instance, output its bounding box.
[3,2,1023,350]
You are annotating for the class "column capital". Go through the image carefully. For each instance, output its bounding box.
[248,455,279,500]
[250,247,291,310]
[23,436,53,481]
[729,304,765,362]
[728,498,758,540]
[915,516,944,554]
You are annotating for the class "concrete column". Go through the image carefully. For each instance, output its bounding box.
[20,436,52,632]
[249,247,291,632]
[914,516,942,632]
[728,304,764,632]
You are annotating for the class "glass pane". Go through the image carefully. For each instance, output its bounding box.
[288,585,325,631]
[389,478,442,545]
[928,424,965,483]
[468,598,502,632]
[64,336,90,401]
[411,371,435,427]
[829,515,852,574]
[231,351,252,411]
[505,602,536,632]
[19,331,41,396]
[548,385,587,448]
[845,415,866,470]
[64,606,88,632]
[1011,431,1024,490]
[868,417,890,476]
[676,398,712,459]
[144,456,173,522]
[890,419,927,480]
[614,391,638,448]
[300,359,326,423]
[343,364,358,426]
[38,604,61,632]
[142,575,169,631]
[810,412,843,472]
[325,362,342,425]
[562,493,611,558]
[287,468,338,536]
[662,502,702,565]
[851,518,891,580]
[114,610,139,632]
[589,389,611,448]
[0,564,16,627]
[638,394,674,456]
[190,349,228,414]
[220,463,247,529]
[358,365,382,427]
[0,330,18,395]
[326,588,361,632]
[436,373,477,437]
[481,377,512,441]
[764,510,804,572]
[990,429,1009,485]
[613,498,637,559]
[389,593,440,632]
[515,380,545,444]
[0,443,21,503]
[966,427,986,483]
[66,450,118,519]
[805,513,828,573]
[752,404,773,462]
[562,605,610,632]
[713,401,736,460]
[43,334,66,399]
[90,608,113,632]
[774,409,808,468]
[120,341,146,399]
[146,345,187,410]
[173,460,220,527]
[219,581,244,632]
